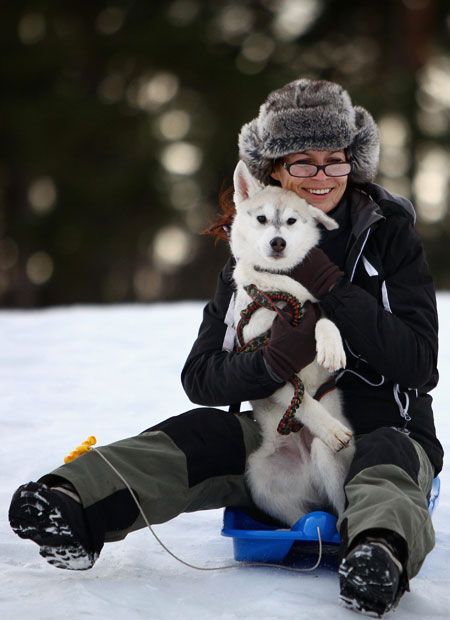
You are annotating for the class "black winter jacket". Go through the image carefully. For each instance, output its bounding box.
[182,184,444,474]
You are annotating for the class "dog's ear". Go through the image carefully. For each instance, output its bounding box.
[233,160,263,206]
[307,205,339,230]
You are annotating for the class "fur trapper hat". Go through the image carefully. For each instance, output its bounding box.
[238,78,379,185]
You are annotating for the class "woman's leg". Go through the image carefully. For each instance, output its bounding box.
[9,407,261,568]
[338,426,435,613]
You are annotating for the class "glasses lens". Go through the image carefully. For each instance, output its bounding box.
[325,163,352,177]
[288,164,318,178]
[286,162,352,177]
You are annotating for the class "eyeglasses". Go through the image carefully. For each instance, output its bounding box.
[282,161,352,178]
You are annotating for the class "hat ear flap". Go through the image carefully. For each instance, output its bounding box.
[233,160,263,206]
[348,106,380,183]
[307,205,339,230]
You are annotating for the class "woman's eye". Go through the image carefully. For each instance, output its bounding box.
[287,218,297,225]
[257,215,267,224]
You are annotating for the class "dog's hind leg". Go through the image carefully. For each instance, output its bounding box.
[294,391,353,452]
[310,438,352,516]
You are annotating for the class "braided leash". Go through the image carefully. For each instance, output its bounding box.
[235,284,305,435]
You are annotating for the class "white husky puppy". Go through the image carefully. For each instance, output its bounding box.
[230,160,355,526]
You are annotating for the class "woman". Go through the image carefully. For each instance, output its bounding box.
[9,79,443,617]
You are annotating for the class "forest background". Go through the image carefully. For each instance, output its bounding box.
[0,0,449,307]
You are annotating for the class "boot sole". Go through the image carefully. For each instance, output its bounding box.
[338,544,399,617]
[9,482,97,570]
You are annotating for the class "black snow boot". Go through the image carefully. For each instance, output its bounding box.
[9,481,98,570]
[338,535,408,617]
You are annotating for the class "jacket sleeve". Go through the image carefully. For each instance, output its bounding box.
[320,217,438,389]
[181,258,282,406]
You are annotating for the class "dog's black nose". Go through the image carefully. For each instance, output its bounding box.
[270,237,286,253]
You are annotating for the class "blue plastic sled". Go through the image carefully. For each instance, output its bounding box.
[221,477,440,564]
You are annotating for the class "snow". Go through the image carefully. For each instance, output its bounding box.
[1,296,449,620]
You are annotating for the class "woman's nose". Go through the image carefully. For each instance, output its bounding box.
[312,168,328,180]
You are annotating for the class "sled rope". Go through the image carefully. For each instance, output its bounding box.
[92,446,324,573]
[235,284,305,435]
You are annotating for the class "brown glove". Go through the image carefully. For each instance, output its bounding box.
[290,247,344,300]
[263,301,321,382]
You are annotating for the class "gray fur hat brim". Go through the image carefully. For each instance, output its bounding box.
[238,79,379,185]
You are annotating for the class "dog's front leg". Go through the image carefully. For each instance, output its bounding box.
[315,318,346,371]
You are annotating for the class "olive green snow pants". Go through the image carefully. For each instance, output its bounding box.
[43,407,436,580]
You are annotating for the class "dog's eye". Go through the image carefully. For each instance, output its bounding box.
[286,218,297,225]
[256,215,267,224]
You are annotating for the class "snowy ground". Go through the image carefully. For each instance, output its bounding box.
[1,296,449,620]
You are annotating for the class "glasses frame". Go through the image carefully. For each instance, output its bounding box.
[281,161,352,178]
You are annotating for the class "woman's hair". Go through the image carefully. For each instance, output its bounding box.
[201,186,235,241]
[202,163,281,241]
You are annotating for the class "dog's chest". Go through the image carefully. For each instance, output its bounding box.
[234,289,277,343]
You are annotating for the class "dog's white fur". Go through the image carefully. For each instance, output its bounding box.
[230,160,355,526]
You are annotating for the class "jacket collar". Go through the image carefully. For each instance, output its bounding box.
[349,186,385,239]
[344,187,385,276]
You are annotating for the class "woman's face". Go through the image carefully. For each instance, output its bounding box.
[270,149,349,213]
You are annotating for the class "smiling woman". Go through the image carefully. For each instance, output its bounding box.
[233,78,442,616]
[270,149,350,213]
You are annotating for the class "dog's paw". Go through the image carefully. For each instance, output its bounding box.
[318,421,353,453]
[316,343,346,372]
[315,319,346,371]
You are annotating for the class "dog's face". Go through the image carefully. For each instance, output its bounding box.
[230,160,339,271]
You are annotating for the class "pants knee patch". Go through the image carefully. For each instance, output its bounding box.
[346,427,420,486]
[145,408,247,487]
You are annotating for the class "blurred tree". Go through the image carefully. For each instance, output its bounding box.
[0,0,449,307]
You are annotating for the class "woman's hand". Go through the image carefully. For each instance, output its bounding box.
[262,301,321,381]
[290,247,344,300]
